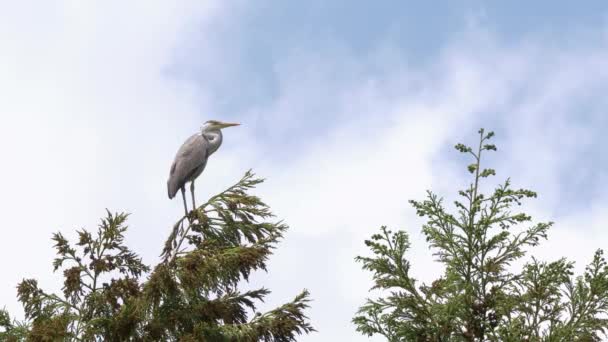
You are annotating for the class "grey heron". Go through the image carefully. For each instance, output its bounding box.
[167,120,240,216]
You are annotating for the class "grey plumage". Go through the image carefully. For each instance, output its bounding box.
[167,120,240,216]
[167,133,209,199]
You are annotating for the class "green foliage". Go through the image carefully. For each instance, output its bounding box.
[354,129,608,341]
[4,171,313,341]
[0,308,29,341]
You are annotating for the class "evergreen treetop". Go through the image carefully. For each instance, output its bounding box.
[1,171,314,341]
[354,129,608,341]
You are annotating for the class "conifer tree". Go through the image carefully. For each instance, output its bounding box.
[354,129,608,341]
[1,171,314,341]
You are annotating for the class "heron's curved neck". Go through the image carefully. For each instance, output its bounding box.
[203,129,223,155]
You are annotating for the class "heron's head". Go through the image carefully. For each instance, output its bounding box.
[201,120,240,132]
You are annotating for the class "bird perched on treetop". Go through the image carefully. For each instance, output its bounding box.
[167,120,240,216]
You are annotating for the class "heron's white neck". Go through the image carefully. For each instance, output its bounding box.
[202,129,223,155]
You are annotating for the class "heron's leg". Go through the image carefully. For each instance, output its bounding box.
[190,180,197,212]
[181,187,189,217]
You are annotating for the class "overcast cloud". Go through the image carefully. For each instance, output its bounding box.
[1,2,607,341]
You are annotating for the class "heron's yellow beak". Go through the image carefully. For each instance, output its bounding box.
[218,122,240,129]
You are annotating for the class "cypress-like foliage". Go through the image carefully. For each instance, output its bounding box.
[1,171,314,341]
[354,129,608,341]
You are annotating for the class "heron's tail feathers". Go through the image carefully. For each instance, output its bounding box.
[167,179,179,199]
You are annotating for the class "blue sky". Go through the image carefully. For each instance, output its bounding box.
[1,2,608,341]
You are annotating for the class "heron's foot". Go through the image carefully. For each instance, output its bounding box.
[183,208,200,224]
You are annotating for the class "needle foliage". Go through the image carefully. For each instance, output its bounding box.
[1,171,313,341]
[354,129,608,341]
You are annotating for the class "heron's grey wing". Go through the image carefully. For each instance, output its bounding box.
[167,134,209,198]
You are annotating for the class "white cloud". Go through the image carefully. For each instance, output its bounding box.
[230,32,608,341]
[0,3,607,341]
[0,0,222,317]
